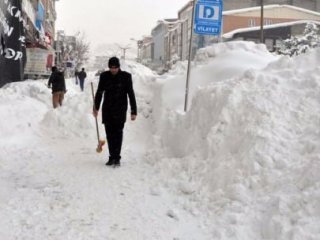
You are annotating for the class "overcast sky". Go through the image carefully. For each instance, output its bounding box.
[56,0,188,53]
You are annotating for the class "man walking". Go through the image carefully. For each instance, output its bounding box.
[78,68,87,91]
[93,57,137,167]
[47,66,66,108]
[74,69,79,85]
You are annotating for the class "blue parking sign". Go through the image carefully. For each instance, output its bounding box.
[194,0,223,35]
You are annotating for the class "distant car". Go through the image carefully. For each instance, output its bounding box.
[95,69,105,76]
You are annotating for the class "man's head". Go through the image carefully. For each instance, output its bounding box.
[108,57,120,75]
[51,66,57,72]
[82,68,85,71]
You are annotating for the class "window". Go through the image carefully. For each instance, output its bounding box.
[264,19,273,25]
[248,19,256,27]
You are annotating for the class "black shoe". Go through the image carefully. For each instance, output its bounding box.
[105,159,114,166]
[114,159,121,167]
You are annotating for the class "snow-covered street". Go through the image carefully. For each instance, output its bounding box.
[1,42,320,239]
[0,60,212,239]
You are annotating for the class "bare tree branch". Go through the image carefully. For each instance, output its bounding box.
[75,32,90,69]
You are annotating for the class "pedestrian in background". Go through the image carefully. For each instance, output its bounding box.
[93,57,137,167]
[78,68,87,91]
[74,69,79,85]
[47,66,66,108]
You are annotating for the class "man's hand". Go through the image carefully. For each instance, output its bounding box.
[93,108,98,118]
[131,114,137,121]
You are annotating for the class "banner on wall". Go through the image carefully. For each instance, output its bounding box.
[24,48,54,76]
[0,0,27,87]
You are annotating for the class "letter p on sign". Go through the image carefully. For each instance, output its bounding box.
[199,5,219,21]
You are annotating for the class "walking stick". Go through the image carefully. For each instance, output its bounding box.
[91,82,105,153]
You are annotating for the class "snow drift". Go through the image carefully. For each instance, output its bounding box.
[149,43,320,240]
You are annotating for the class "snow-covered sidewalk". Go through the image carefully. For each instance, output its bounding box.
[0,73,211,239]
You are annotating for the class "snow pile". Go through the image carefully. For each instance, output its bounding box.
[156,41,278,111]
[0,81,48,140]
[122,60,158,119]
[149,44,320,239]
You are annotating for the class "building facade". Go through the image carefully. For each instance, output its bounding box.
[0,0,26,87]
[135,0,320,71]
[223,4,320,34]
[55,31,77,68]
[23,0,58,79]
[140,36,153,66]
[223,0,320,12]
[223,5,320,50]
[177,1,217,62]
[151,19,178,72]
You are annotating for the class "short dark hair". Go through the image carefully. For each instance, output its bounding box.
[51,66,57,72]
[108,57,120,68]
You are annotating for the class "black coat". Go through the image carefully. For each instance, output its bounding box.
[47,71,66,93]
[94,69,137,123]
[78,71,87,80]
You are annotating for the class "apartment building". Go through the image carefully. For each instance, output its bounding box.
[140,36,153,66]
[223,0,320,12]
[176,1,218,62]
[145,1,218,71]
[23,0,58,78]
[151,19,178,72]
[0,0,26,87]
[223,5,320,50]
[55,30,78,73]
[143,0,320,71]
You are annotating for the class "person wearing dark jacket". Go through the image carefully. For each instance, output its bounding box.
[74,69,79,85]
[47,66,66,108]
[78,68,87,91]
[93,57,137,167]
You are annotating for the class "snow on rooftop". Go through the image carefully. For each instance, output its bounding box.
[223,4,320,17]
[223,20,320,39]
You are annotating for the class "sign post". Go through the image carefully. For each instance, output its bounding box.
[184,0,196,112]
[184,0,223,111]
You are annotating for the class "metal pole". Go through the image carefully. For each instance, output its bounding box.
[120,47,129,60]
[184,0,196,112]
[90,82,100,141]
[260,0,264,43]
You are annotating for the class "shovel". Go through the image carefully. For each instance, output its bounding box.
[91,82,106,153]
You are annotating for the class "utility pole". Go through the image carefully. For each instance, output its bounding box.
[260,0,264,43]
[117,44,130,60]
[130,38,143,62]
[184,0,196,112]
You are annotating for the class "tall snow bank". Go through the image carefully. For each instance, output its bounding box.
[149,44,320,239]
[122,60,158,119]
[156,41,278,111]
[0,81,49,140]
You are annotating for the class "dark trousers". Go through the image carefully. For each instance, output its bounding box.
[79,79,84,91]
[104,121,125,161]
